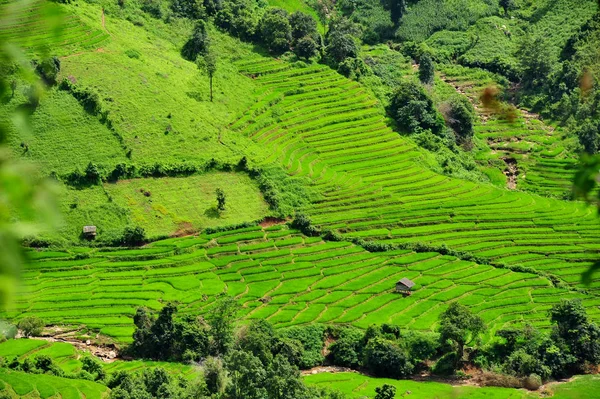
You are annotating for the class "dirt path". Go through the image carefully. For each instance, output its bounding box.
[101,7,111,36]
[301,366,356,376]
[32,335,120,362]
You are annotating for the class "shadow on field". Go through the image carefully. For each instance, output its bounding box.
[204,206,220,219]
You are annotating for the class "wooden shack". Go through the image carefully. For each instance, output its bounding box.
[82,225,97,238]
[396,278,415,295]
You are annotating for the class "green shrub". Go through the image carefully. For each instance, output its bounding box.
[418,53,434,84]
[260,8,292,54]
[181,20,211,61]
[388,81,445,134]
[17,316,44,337]
[440,94,476,144]
[363,337,413,378]
[122,226,147,246]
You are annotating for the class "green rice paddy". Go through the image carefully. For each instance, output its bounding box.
[304,372,600,399]
[4,225,598,343]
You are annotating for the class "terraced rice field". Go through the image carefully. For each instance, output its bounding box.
[231,58,600,291]
[5,226,599,343]
[439,65,579,197]
[0,368,108,399]
[0,0,109,54]
[304,372,529,398]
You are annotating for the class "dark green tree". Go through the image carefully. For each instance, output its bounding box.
[36,56,60,85]
[294,36,319,60]
[389,81,445,134]
[549,299,600,368]
[131,306,154,357]
[121,226,146,246]
[289,11,318,42]
[406,332,440,363]
[238,319,276,365]
[215,187,226,211]
[363,337,413,378]
[329,336,360,367]
[273,337,304,367]
[500,0,515,15]
[208,296,239,355]
[201,50,217,102]
[576,119,600,154]
[82,356,105,381]
[226,349,267,399]
[517,35,553,90]
[173,314,210,362]
[17,316,44,337]
[442,95,476,144]
[326,32,358,63]
[170,0,206,19]
[260,8,292,54]
[182,20,210,61]
[389,0,406,24]
[204,356,227,395]
[438,302,485,368]
[375,384,396,399]
[337,57,370,80]
[84,162,102,183]
[418,53,434,85]
[265,355,306,399]
[150,302,178,359]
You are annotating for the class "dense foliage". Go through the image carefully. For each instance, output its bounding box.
[388,81,445,134]
[124,301,345,398]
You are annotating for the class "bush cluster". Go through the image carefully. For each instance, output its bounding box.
[123,300,345,399]
[4,354,105,382]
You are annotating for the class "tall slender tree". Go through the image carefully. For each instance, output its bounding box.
[198,50,218,102]
[390,0,406,25]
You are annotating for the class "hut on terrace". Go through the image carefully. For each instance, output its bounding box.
[82,225,97,239]
[396,278,415,295]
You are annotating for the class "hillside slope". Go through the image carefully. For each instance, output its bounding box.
[232,58,600,291]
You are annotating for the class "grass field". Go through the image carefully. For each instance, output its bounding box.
[304,372,526,398]
[0,339,198,379]
[4,226,598,343]
[304,372,600,399]
[40,171,269,242]
[56,1,267,168]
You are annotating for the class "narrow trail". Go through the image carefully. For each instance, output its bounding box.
[31,335,119,363]
[101,7,111,36]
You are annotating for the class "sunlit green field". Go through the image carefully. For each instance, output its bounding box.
[0,369,108,399]
[4,226,598,343]
[304,372,600,399]
[304,373,525,398]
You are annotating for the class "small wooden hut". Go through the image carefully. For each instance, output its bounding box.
[396,278,415,295]
[82,225,97,238]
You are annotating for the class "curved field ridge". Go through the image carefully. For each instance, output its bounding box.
[8,227,600,343]
[232,58,600,291]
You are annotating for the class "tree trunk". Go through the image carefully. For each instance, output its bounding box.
[456,342,464,368]
[210,74,213,102]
